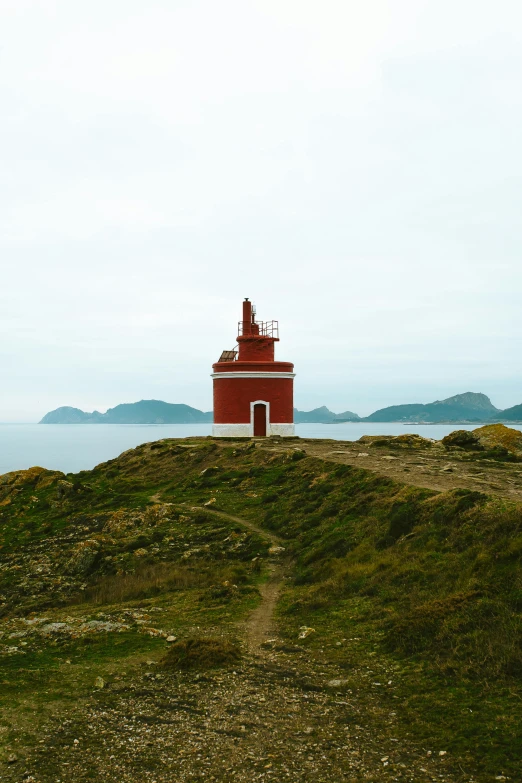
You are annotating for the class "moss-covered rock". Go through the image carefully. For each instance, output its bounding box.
[358,434,434,449]
[474,423,522,455]
[162,636,241,670]
[441,429,483,449]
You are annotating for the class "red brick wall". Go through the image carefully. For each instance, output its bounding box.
[213,376,294,424]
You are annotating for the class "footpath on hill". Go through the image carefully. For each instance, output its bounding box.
[3,510,456,783]
[295,430,522,502]
[0,431,520,782]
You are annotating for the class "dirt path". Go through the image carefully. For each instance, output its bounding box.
[152,498,288,650]
[245,560,287,649]
[6,505,464,781]
[261,440,522,501]
[189,505,284,545]
[189,505,288,650]
[150,494,284,545]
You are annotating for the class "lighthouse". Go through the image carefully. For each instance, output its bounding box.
[212,298,295,437]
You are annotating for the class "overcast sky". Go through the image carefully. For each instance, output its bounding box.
[1,0,521,421]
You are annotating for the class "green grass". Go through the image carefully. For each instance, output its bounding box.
[0,632,163,708]
[1,437,522,779]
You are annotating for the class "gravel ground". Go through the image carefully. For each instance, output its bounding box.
[290,439,522,502]
[3,644,459,783]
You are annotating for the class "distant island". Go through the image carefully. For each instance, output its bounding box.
[40,392,522,425]
[296,393,522,424]
[293,406,360,423]
[362,392,506,423]
[40,400,213,425]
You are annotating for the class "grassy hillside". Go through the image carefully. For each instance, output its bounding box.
[0,438,521,780]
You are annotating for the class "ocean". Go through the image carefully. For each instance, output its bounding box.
[2,421,520,476]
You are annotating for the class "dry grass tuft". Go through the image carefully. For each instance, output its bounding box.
[162,637,241,670]
[79,562,215,605]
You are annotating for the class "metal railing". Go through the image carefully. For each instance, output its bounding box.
[238,320,279,339]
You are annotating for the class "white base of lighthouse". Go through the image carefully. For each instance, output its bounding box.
[212,423,295,437]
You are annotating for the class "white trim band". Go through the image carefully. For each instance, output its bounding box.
[212,424,252,437]
[212,422,295,437]
[211,371,295,379]
[269,423,296,436]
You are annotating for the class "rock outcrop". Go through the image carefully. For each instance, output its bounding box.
[442,423,522,457]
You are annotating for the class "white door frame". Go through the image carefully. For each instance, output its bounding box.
[250,400,270,436]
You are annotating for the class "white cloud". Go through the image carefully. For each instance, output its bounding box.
[1,0,521,419]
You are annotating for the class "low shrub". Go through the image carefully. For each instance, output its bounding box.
[162,637,241,670]
[384,593,522,677]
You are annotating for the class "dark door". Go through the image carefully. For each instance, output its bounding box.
[253,403,267,436]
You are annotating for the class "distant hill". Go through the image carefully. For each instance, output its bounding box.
[497,403,522,422]
[333,410,361,422]
[363,392,500,423]
[294,406,360,423]
[294,406,335,423]
[40,393,522,426]
[41,400,213,425]
[40,406,100,424]
[42,402,362,425]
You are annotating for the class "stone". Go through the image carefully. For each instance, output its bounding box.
[359,434,433,450]
[7,754,17,763]
[441,430,482,450]
[56,480,74,500]
[327,679,349,687]
[64,540,100,575]
[80,620,127,633]
[166,636,177,643]
[474,423,522,455]
[94,676,105,689]
[40,622,70,636]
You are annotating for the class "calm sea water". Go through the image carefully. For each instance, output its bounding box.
[2,422,520,476]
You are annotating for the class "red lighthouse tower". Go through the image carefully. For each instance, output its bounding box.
[212,299,295,437]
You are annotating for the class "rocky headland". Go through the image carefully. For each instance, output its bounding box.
[0,424,521,781]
